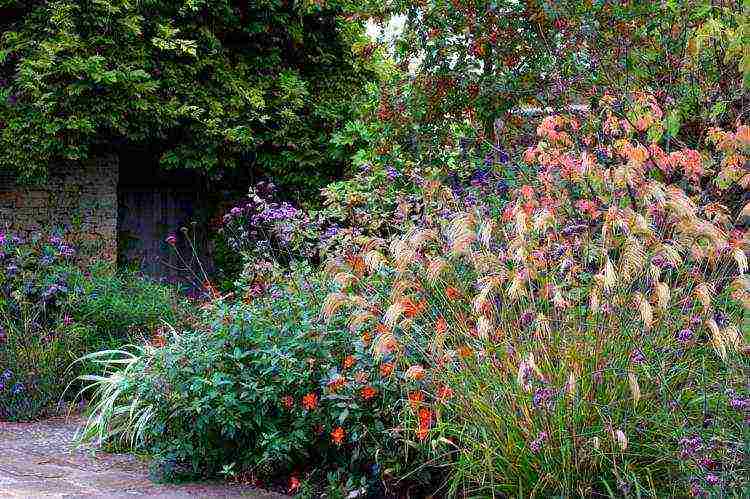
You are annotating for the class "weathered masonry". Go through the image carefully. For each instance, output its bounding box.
[0,156,119,259]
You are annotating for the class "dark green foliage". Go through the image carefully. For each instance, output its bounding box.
[0,0,380,198]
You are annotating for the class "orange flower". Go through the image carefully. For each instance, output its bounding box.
[281,396,294,409]
[417,407,434,440]
[445,287,461,301]
[331,426,345,445]
[435,316,447,334]
[302,393,318,410]
[361,386,377,400]
[408,391,424,409]
[342,355,356,369]
[457,345,473,359]
[403,298,427,318]
[361,331,372,344]
[379,362,394,377]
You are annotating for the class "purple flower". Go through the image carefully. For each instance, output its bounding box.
[385,166,400,180]
[230,207,243,216]
[7,94,17,105]
[679,434,703,459]
[519,310,535,327]
[0,327,5,343]
[2,369,11,380]
[677,329,693,343]
[630,349,645,364]
[705,474,719,486]
[165,234,177,246]
[729,397,748,411]
[63,315,73,326]
[11,382,23,395]
[532,387,556,409]
[529,431,547,453]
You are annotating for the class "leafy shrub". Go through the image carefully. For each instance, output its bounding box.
[79,266,440,495]
[0,233,191,421]
[323,108,750,496]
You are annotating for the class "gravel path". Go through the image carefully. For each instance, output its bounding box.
[0,416,286,498]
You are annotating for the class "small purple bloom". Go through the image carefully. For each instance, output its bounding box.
[230,207,243,216]
[529,431,547,453]
[532,387,556,410]
[705,474,719,486]
[165,234,177,246]
[519,310,535,327]
[677,329,693,343]
[7,94,17,105]
[385,166,400,180]
[11,382,23,395]
[2,369,11,380]
[630,349,645,364]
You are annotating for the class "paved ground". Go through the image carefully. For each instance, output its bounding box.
[0,417,287,498]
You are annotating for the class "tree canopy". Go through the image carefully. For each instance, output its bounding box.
[0,0,382,196]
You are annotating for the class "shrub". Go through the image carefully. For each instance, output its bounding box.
[78,265,440,495]
[0,233,191,421]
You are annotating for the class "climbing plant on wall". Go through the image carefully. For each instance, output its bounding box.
[0,0,385,199]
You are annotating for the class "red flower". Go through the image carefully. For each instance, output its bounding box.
[408,391,424,409]
[403,298,427,318]
[361,386,377,400]
[445,287,461,301]
[379,362,394,377]
[331,426,345,445]
[288,476,300,493]
[417,407,434,441]
[302,393,318,410]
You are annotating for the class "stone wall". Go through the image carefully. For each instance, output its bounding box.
[0,156,119,259]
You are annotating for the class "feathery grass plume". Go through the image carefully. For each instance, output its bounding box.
[620,238,647,281]
[449,214,477,256]
[372,329,396,358]
[732,247,748,274]
[694,282,715,312]
[532,209,554,232]
[514,209,529,238]
[566,371,577,397]
[478,218,495,248]
[654,282,670,310]
[322,292,348,322]
[409,228,438,251]
[706,318,728,361]
[426,257,448,281]
[383,301,405,328]
[390,236,416,271]
[665,185,697,218]
[603,256,617,291]
[656,242,683,267]
[477,315,493,340]
[634,292,654,329]
[723,324,743,352]
[628,371,641,406]
[363,250,387,273]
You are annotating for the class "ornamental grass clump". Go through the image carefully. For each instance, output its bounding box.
[323,104,749,496]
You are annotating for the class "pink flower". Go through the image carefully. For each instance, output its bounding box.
[165,234,177,246]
